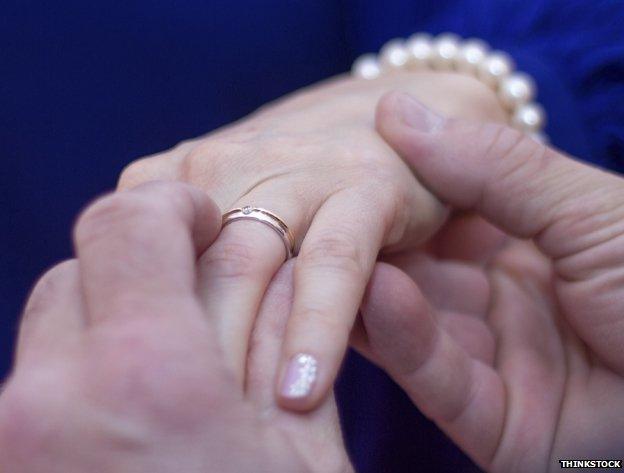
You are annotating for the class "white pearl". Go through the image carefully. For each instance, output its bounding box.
[379,39,410,70]
[499,73,535,109]
[406,33,433,69]
[455,39,489,75]
[511,103,546,133]
[477,51,514,88]
[351,54,381,80]
[430,33,460,70]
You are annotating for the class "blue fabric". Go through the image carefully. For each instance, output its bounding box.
[2,1,623,471]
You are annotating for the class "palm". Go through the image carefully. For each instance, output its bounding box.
[358,212,624,471]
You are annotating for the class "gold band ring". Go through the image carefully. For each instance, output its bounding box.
[222,206,295,261]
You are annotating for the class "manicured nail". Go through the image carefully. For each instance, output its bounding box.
[397,93,444,132]
[280,353,318,399]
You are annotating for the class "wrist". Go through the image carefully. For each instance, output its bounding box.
[352,33,546,138]
[365,71,508,123]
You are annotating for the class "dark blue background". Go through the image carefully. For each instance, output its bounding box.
[2,1,623,470]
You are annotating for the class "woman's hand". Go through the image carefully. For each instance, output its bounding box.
[355,93,624,471]
[117,72,506,410]
[0,182,350,473]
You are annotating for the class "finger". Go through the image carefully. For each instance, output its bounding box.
[376,91,624,267]
[376,92,624,373]
[15,260,84,364]
[245,260,350,471]
[74,181,221,325]
[245,260,296,406]
[383,251,490,316]
[276,190,387,411]
[438,310,495,365]
[486,268,568,470]
[351,285,495,365]
[197,203,299,384]
[358,262,505,468]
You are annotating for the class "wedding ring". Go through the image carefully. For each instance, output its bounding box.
[222,206,295,261]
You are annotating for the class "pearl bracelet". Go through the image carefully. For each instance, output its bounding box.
[352,33,547,140]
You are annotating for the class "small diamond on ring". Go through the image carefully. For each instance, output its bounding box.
[242,206,252,215]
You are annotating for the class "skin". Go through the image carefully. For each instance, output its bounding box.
[0,87,622,472]
[117,71,507,411]
[0,182,351,473]
[353,93,624,471]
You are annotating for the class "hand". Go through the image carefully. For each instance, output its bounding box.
[117,72,506,410]
[0,182,350,473]
[354,93,624,471]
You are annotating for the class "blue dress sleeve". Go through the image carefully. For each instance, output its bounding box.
[349,0,624,171]
[447,0,624,171]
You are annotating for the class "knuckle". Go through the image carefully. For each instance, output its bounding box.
[480,123,542,170]
[200,240,263,279]
[74,193,146,248]
[356,178,399,212]
[343,160,405,209]
[22,260,78,325]
[180,138,235,182]
[180,144,209,178]
[117,158,154,189]
[299,230,364,278]
[74,185,192,250]
[139,181,197,217]
[325,140,382,173]
[171,137,199,154]
[479,123,549,198]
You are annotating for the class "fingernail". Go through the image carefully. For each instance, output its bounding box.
[396,93,444,132]
[280,353,318,399]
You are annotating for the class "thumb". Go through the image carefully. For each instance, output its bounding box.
[377,92,624,375]
[376,92,624,271]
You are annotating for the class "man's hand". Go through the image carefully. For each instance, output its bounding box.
[354,93,624,471]
[0,182,350,473]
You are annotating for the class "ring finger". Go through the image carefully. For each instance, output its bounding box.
[196,188,311,385]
